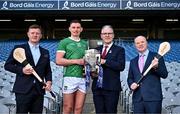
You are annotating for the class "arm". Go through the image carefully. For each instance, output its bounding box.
[44,51,52,91]
[4,46,24,75]
[56,51,84,66]
[127,62,139,91]
[103,47,125,71]
[151,57,168,79]
[5,46,37,76]
[127,62,134,88]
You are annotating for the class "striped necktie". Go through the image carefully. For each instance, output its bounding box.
[101,46,108,59]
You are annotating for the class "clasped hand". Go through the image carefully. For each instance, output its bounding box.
[23,66,33,75]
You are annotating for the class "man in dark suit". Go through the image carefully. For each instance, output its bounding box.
[127,36,168,114]
[92,25,125,113]
[4,24,52,114]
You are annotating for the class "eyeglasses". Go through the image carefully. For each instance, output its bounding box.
[101,33,114,35]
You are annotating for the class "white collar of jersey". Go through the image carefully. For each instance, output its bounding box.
[69,37,80,42]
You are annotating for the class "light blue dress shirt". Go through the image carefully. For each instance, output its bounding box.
[28,42,40,66]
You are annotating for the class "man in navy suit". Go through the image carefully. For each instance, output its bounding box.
[4,24,52,114]
[127,36,168,114]
[92,25,125,113]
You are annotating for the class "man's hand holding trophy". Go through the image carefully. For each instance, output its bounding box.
[84,49,101,77]
[84,49,103,88]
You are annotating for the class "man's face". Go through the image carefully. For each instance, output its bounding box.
[134,36,148,53]
[27,28,42,44]
[101,27,114,44]
[69,22,83,37]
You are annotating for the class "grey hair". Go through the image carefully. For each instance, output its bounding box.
[101,25,114,32]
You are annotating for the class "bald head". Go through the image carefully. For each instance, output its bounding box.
[134,36,147,42]
[134,36,148,53]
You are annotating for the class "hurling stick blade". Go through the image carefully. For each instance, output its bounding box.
[13,48,26,63]
[158,42,171,57]
[13,48,56,99]
[138,42,171,84]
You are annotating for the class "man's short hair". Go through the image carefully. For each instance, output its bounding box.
[28,24,42,32]
[69,19,81,26]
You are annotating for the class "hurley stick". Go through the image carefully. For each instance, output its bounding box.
[13,48,56,100]
[136,42,170,84]
[129,42,170,94]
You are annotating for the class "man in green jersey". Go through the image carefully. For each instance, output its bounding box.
[56,20,87,114]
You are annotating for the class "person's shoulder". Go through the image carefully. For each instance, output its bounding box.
[59,37,69,43]
[14,43,27,49]
[39,47,50,59]
[148,51,157,56]
[80,39,87,43]
[113,44,125,50]
[80,39,88,45]
[40,46,49,52]
[130,55,138,62]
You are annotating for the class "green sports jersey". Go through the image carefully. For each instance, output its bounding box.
[57,37,87,78]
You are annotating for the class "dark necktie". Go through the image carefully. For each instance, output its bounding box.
[101,46,108,59]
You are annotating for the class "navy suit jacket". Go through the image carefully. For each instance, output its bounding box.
[4,43,52,95]
[92,44,125,91]
[127,51,168,102]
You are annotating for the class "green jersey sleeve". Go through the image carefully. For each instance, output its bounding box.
[57,38,67,53]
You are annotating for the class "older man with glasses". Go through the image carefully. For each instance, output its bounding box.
[91,25,125,114]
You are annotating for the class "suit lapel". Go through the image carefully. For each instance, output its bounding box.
[105,44,114,59]
[135,56,141,73]
[142,51,154,74]
[98,45,103,55]
[100,45,103,53]
[36,47,43,66]
[25,43,35,66]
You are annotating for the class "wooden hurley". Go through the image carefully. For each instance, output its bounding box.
[13,48,56,100]
[137,42,171,84]
[129,42,170,95]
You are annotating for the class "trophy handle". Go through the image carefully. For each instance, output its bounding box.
[95,65,99,74]
[96,54,101,64]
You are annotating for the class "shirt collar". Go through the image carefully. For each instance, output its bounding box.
[28,42,39,49]
[139,49,149,57]
[69,37,80,42]
[103,42,113,49]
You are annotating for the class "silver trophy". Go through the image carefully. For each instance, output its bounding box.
[84,49,101,77]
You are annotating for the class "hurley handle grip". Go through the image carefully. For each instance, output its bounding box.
[41,82,56,99]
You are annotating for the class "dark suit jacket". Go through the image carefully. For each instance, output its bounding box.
[92,44,125,91]
[4,43,52,95]
[127,51,168,102]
